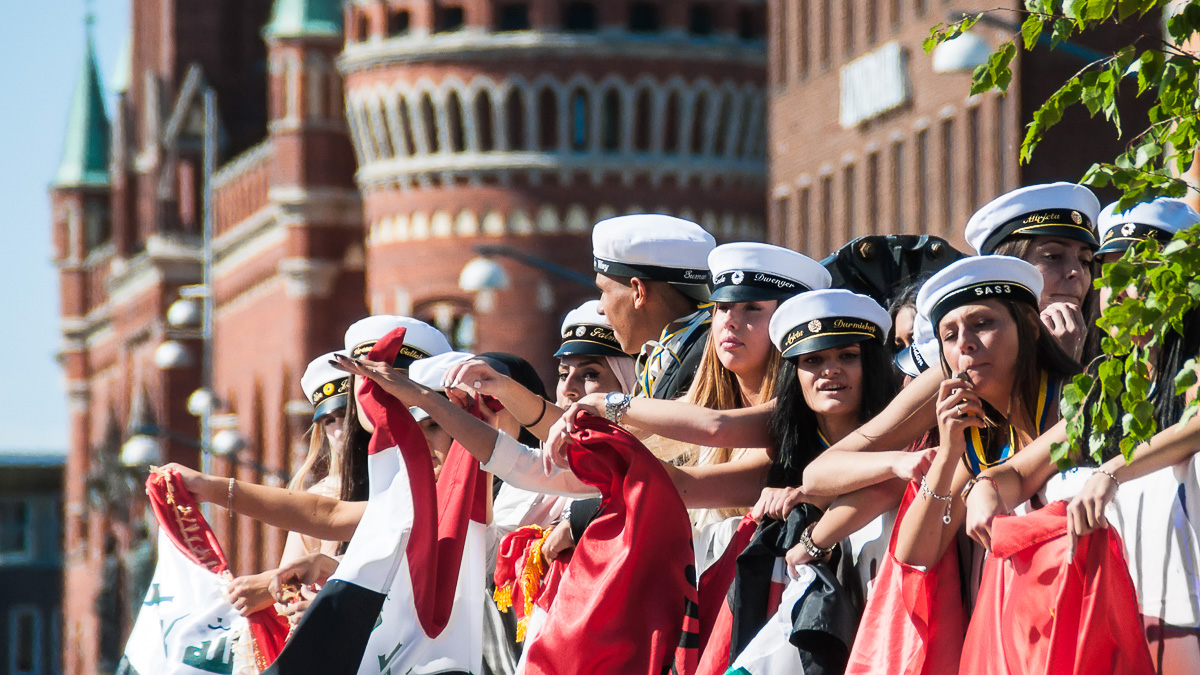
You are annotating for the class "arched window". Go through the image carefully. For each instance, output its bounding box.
[628,2,660,32]
[538,87,559,150]
[633,89,652,152]
[397,96,416,156]
[475,91,495,152]
[563,2,598,31]
[505,89,526,150]
[737,7,763,40]
[496,3,531,31]
[419,93,439,153]
[688,4,714,36]
[387,9,411,36]
[733,94,755,159]
[569,88,590,151]
[601,89,621,152]
[712,93,733,157]
[355,10,370,41]
[689,92,708,155]
[370,98,394,158]
[447,91,466,152]
[663,91,681,154]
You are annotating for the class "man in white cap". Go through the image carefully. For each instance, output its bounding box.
[591,214,716,400]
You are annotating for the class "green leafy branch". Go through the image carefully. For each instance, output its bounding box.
[926,1,1200,465]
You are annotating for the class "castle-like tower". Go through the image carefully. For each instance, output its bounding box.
[51,2,766,671]
[339,0,769,375]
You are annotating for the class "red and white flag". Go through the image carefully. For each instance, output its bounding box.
[266,326,489,674]
[123,470,289,675]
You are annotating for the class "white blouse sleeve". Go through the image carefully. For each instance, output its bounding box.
[481,431,599,498]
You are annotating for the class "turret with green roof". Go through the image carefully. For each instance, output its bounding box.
[263,0,343,40]
[54,19,110,188]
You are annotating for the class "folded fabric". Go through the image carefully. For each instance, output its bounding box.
[959,500,1154,675]
[845,483,966,675]
[123,469,289,674]
[267,326,489,674]
[522,411,697,675]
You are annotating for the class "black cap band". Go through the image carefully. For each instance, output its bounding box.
[554,323,628,358]
[780,316,884,358]
[311,377,351,422]
[980,208,1098,255]
[709,270,808,302]
[593,256,711,286]
[391,344,432,369]
[1096,222,1174,256]
[930,281,1039,328]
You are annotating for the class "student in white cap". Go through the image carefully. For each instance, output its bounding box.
[818,256,1083,673]
[224,351,352,617]
[1095,196,1200,263]
[678,243,829,534]
[591,214,716,400]
[964,182,1102,359]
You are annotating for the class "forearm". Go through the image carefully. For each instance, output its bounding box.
[1101,412,1200,482]
[491,377,564,442]
[808,479,906,549]
[668,450,772,508]
[621,397,774,448]
[227,480,363,541]
[893,447,966,568]
[803,449,911,497]
[409,388,500,464]
[482,432,597,497]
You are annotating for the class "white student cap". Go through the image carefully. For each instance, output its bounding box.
[1096,197,1200,256]
[768,289,892,359]
[301,351,351,422]
[964,182,1101,255]
[406,350,474,423]
[707,242,832,303]
[343,316,452,367]
[555,300,627,359]
[592,214,716,301]
[894,314,938,377]
[916,256,1044,330]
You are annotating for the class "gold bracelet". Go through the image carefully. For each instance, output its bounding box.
[227,477,236,512]
[1097,469,1120,490]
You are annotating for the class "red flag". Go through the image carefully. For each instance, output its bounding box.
[523,411,696,675]
[845,483,965,675]
[959,500,1154,675]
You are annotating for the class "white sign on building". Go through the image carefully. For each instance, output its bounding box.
[839,42,910,128]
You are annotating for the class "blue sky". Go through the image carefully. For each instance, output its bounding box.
[0,2,128,451]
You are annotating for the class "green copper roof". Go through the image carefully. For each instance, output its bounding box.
[54,29,110,187]
[263,0,344,39]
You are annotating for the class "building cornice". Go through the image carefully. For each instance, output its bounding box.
[338,30,766,73]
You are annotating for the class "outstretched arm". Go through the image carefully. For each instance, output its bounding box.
[802,367,941,496]
[444,358,564,441]
[158,463,365,541]
[665,448,774,509]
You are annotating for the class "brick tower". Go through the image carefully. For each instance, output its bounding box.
[340,0,770,377]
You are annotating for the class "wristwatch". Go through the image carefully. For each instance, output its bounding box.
[604,392,632,424]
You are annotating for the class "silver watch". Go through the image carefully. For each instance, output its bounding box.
[604,392,632,424]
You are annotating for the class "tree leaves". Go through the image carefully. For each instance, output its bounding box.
[933,2,1200,465]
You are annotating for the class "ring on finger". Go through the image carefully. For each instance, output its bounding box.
[473,380,482,388]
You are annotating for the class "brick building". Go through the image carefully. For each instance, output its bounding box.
[766,0,1155,257]
[50,1,768,672]
[342,0,770,374]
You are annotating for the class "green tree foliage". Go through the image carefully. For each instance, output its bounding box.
[926,1,1200,464]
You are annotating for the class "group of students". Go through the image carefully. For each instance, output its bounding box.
[153,181,1200,675]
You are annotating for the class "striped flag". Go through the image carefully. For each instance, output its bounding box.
[265,326,488,675]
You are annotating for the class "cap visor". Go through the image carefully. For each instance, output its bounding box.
[708,285,796,303]
[781,333,874,359]
[893,347,920,378]
[313,395,348,422]
[1014,224,1099,249]
[1095,240,1133,257]
[554,343,631,359]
